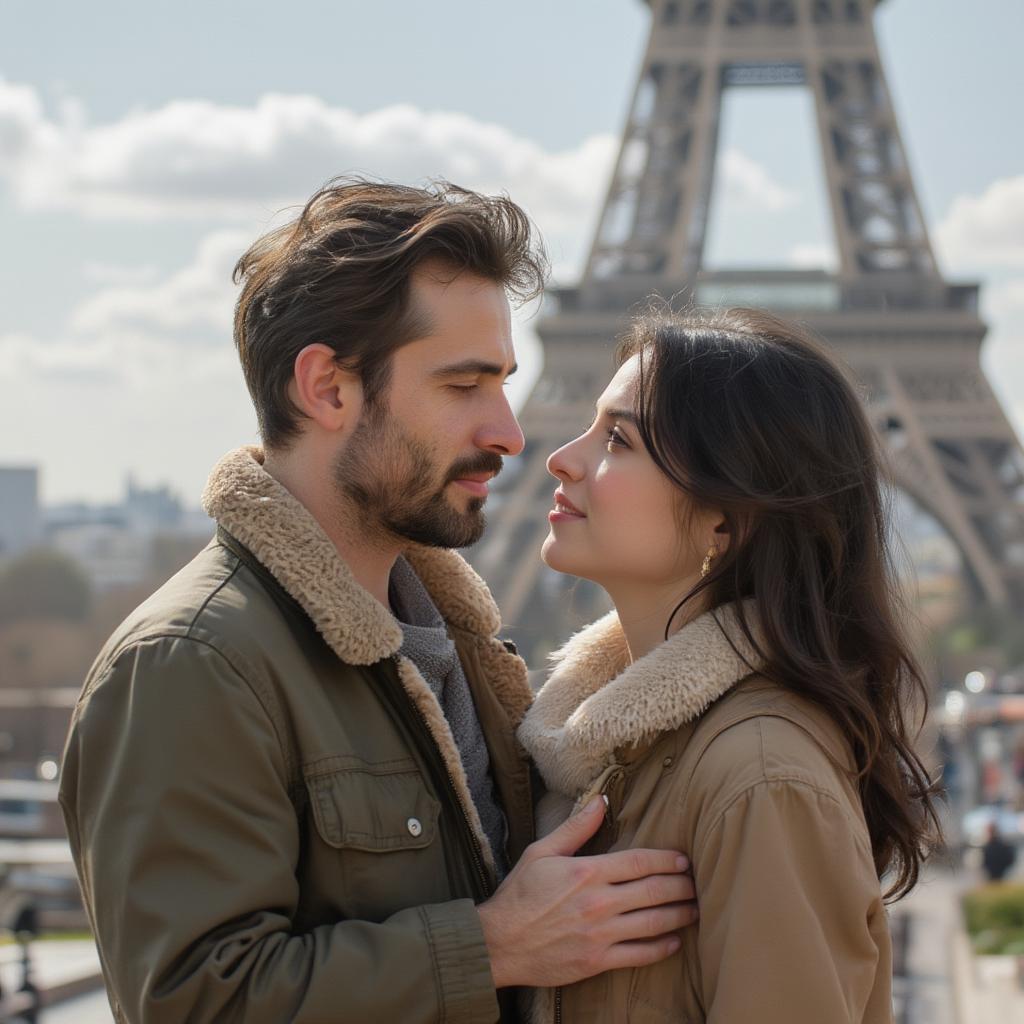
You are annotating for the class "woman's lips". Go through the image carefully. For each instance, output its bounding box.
[549,490,586,522]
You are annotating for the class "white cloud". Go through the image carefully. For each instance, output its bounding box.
[0,241,254,504]
[81,261,162,286]
[934,175,1024,272]
[929,179,1024,443]
[984,277,1024,320]
[0,77,616,292]
[0,78,60,172]
[0,79,614,253]
[71,230,248,337]
[0,228,546,503]
[719,148,799,212]
[3,76,1018,499]
[977,276,1024,449]
[0,320,254,503]
[788,242,838,270]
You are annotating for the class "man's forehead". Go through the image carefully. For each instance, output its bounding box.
[391,329,518,389]
[401,273,516,372]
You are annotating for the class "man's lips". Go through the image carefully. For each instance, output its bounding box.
[550,489,586,521]
[452,473,494,498]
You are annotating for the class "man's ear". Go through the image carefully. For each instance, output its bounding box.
[289,344,363,434]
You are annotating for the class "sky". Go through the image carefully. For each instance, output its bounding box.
[1,0,1022,505]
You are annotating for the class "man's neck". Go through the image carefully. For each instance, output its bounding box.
[263,449,400,609]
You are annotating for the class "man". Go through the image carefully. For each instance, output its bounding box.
[60,180,697,1023]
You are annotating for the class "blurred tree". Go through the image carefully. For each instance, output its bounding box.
[149,534,209,587]
[927,606,1024,681]
[0,549,92,624]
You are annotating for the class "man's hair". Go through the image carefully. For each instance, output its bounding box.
[232,177,548,448]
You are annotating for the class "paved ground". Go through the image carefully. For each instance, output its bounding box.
[891,864,963,1024]
[0,938,100,999]
[40,987,112,1023]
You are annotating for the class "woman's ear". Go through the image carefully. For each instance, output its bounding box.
[712,520,730,549]
[289,344,363,434]
[701,509,740,559]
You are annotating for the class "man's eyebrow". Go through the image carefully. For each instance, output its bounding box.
[430,359,518,379]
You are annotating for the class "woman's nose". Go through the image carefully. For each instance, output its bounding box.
[547,436,585,482]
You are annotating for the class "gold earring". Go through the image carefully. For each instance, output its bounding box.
[700,545,718,579]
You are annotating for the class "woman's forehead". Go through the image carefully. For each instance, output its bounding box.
[597,355,640,410]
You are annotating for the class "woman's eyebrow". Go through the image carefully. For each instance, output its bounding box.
[602,406,639,425]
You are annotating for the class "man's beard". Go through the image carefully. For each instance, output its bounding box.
[333,409,503,549]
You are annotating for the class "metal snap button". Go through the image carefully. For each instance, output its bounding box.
[407,817,423,837]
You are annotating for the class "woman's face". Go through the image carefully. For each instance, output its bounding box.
[543,355,719,592]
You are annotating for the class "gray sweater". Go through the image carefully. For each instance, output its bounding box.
[389,556,508,876]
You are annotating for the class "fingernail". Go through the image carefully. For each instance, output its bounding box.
[676,855,689,870]
[668,936,682,953]
[585,796,604,813]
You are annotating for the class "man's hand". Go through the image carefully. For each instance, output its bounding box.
[478,796,697,989]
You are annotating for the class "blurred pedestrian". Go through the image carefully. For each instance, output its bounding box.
[982,822,1017,882]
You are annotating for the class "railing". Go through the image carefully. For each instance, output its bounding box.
[0,899,40,1024]
[890,911,913,1024]
[545,274,981,319]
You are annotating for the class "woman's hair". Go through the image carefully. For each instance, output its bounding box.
[616,306,942,901]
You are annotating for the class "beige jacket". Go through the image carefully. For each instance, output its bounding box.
[518,604,893,1024]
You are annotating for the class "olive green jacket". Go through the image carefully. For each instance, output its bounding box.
[59,446,535,1023]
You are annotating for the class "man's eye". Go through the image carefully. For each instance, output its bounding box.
[448,383,479,392]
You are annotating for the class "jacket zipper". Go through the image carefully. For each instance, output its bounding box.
[388,656,493,900]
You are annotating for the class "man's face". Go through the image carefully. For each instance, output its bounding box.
[334,265,524,549]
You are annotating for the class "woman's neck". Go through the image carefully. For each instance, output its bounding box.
[606,576,708,663]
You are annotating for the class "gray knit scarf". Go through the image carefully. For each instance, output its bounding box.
[389,556,508,877]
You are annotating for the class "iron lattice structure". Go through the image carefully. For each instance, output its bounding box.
[470,0,1024,665]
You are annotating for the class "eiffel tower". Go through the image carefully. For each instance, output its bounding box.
[471,0,1024,666]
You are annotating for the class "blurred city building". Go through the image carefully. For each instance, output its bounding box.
[0,467,41,561]
[0,477,214,952]
[0,473,213,787]
[45,475,212,591]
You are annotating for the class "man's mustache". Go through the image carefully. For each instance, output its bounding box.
[445,451,504,484]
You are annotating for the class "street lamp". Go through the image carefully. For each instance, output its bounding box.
[964,671,986,694]
[945,690,966,723]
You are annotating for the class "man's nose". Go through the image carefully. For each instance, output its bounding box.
[478,394,525,456]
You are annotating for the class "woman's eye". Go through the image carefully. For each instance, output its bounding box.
[606,427,628,449]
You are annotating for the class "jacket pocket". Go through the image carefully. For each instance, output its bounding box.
[304,757,441,853]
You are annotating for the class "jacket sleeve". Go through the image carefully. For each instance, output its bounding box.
[59,636,497,1024]
[690,765,890,1023]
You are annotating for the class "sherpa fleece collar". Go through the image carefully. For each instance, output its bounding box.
[201,446,504,665]
[202,445,535,879]
[518,603,762,796]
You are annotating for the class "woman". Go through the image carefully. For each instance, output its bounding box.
[517,308,940,1023]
